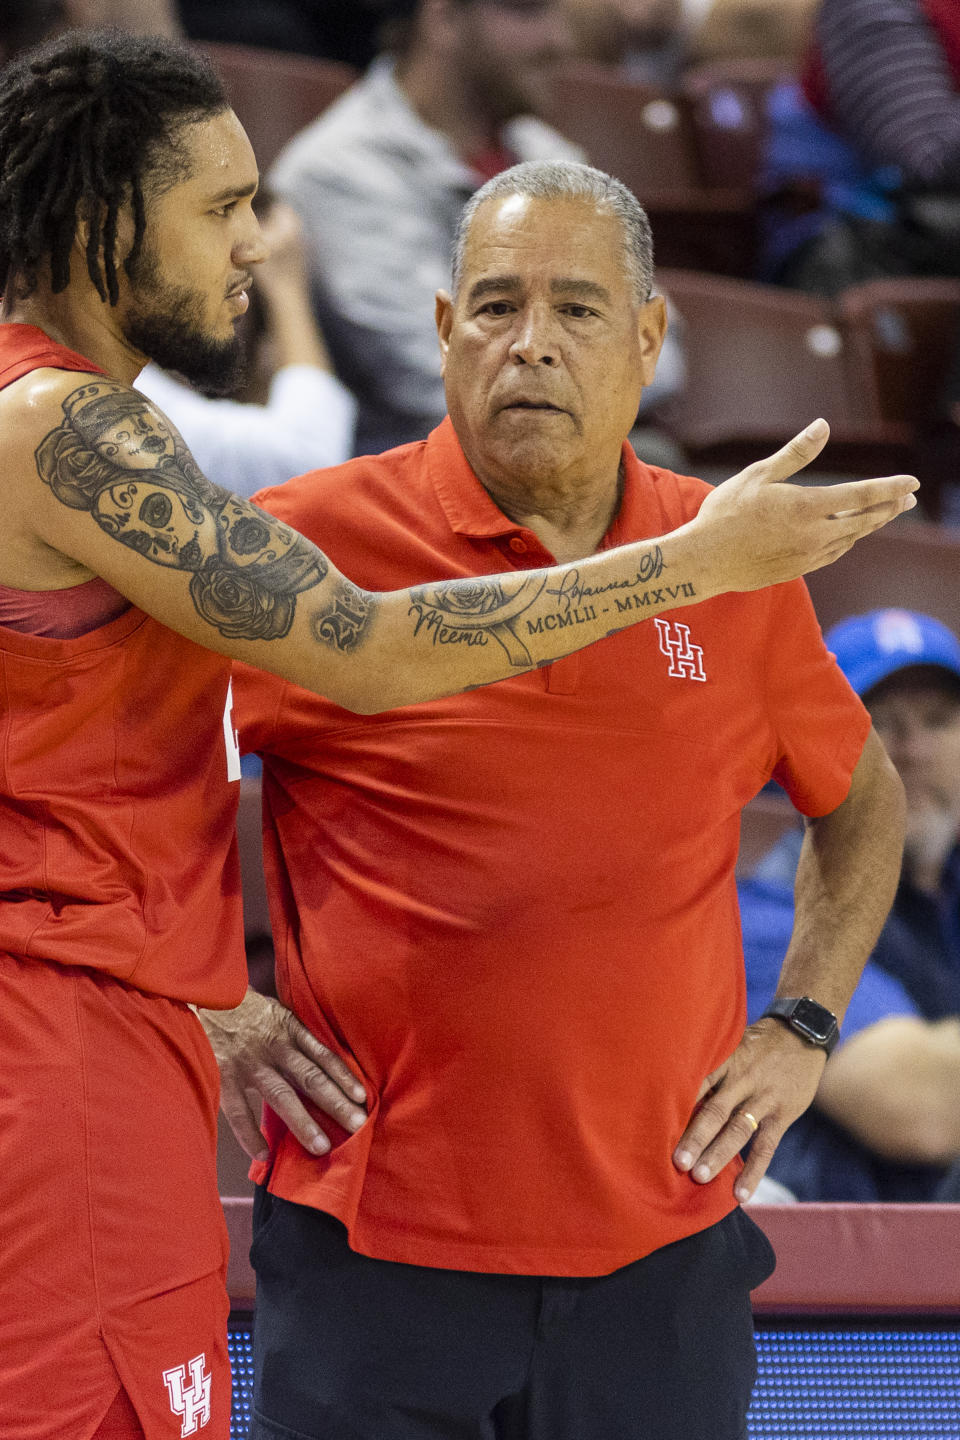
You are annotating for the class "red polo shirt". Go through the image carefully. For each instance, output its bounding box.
[233,418,870,1276]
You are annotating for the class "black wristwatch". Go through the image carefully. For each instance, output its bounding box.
[760,996,839,1056]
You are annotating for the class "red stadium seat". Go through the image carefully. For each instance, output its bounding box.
[839,277,960,517]
[218,1114,256,1198]
[198,42,358,172]
[804,521,960,637]
[237,774,270,943]
[838,277,960,434]
[544,65,759,275]
[681,56,792,191]
[654,268,873,450]
[655,269,960,518]
[545,63,703,193]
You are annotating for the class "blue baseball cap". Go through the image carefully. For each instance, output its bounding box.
[825,609,960,698]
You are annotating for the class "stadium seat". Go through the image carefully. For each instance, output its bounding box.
[805,521,960,637]
[681,56,792,191]
[654,268,871,450]
[839,278,960,519]
[218,1113,256,1197]
[546,63,702,192]
[198,42,358,172]
[838,276,960,436]
[656,270,960,516]
[545,65,758,274]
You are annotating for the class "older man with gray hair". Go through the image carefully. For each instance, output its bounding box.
[206,160,908,1440]
[269,0,687,459]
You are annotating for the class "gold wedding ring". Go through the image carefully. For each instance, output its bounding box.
[741,1111,760,1134]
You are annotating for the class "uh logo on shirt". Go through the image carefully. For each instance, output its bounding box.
[655,617,707,682]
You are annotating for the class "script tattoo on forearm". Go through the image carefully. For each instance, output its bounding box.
[527,548,695,635]
[523,545,696,636]
[407,574,549,666]
[35,380,330,641]
[542,547,663,610]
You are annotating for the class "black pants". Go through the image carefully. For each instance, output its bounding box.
[250,1191,775,1440]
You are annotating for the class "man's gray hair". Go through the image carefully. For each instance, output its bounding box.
[451,160,654,304]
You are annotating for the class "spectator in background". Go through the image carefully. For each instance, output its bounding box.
[137,199,356,495]
[763,0,960,291]
[270,0,686,458]
[741,609,960,1201]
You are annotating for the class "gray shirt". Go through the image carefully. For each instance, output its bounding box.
[271,59,684,456]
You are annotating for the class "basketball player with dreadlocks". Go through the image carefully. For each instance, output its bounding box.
[0,27,917,1440]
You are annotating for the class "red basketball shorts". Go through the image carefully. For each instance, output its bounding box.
[0,954,232,1440]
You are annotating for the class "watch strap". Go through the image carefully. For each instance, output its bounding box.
[761,996,839,1056]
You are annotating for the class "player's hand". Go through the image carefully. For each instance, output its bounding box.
[672,1019,828,1201]
[198,987,368,1162]
[691,419,919,595]
[255,200,311,301]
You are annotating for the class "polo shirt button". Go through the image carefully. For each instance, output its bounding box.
[509,537,527,553]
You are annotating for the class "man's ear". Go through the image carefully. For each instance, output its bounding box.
[72,195,98,257]
[436,289,454,376]
[72,197,136,288]
[636,293,667,385]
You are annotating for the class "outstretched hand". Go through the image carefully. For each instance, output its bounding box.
[198,987,368,1162]
[673,1019,828,1201]
[693,419,919,596]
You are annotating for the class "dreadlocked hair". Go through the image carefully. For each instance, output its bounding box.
[0,29,228,304]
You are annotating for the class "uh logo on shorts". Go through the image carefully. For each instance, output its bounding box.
[162,1353,212,1437]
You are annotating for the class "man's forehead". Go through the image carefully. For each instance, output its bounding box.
[467,190,619,244]
[150,109,258,201]
[461,193,629,286]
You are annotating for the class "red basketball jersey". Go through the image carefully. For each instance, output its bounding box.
[0,324,246,1007]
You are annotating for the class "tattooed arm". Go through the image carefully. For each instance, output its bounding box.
[8,375,917,713]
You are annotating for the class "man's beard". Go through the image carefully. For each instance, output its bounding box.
[123,248,246,397]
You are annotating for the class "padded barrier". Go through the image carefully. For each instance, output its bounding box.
[223,1198,960,1315]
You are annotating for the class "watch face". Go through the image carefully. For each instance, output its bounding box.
[792,997,836,1044]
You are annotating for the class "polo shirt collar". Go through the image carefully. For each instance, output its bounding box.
[424,416,661,548]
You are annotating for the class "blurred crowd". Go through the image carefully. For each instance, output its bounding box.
[4,0,959,1211]
[4,0,959,510]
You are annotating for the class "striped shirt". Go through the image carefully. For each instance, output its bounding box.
[812,0,960,187]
